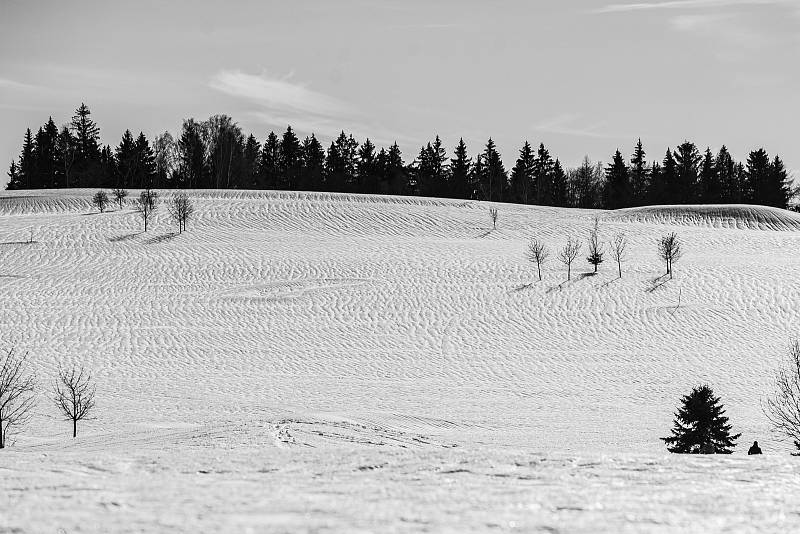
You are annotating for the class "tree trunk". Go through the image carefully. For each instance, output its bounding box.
[537,264,542,281]
[0,419,4,449]
[618,261,622,279]
[73,419,77,438]
[567,264,571,281]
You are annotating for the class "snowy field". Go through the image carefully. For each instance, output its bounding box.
[2,189,800,532]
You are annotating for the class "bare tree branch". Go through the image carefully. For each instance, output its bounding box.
[0,348,36,449]
[525,238,549,281]
[558,237,581,281]
[53,364,96,439]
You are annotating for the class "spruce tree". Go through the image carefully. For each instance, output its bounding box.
[177,119,206,189]
[603,149,630,209]
[509,141,535,204]
[673,141,701,204]
[134,132,156,188]
[765,155,791,209]
[6,160,21,190]
[18,129,35,190]
[698,147,720,203]
[660,149,678,205]
[662,384,740,454]
[56,126,76,188]
[115,130,137,187]
[260,132,281,189]
[551,159,567,207]
[300,135,325,192]
[480,139,507,202]
[449,138,472,200]
[279,126,301,190]
[745,148,771,205]
[715,146,737,203]
[629,139,649,206]
[242,134,261,188]
[70,103,101,187]
[356,138,378,194]
[533,143,554,205]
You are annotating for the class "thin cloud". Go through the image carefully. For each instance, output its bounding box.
[211,70,415,145]
[594,0,791,13]
[0,77,40,91]
[533,114,632,140]
[210,70,353,120]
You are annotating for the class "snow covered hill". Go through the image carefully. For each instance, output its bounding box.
[2,189,799,533]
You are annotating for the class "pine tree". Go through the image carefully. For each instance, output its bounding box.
[134,132,156,188]
[17,129,35,190]
[481,139,508,202]
[449,138,472,200]
[6,160,21,190]
[70,103,101,187]
[715,146,737,203]
[659,149,678,205]
[698,148,720,203]
[630,139,649,206]
[384,142,406,195]
[603,149,630,209]
[32,118,59,188]
[56,126,76,189]
[242,134,261,188]
[673,141,701,204]
[279,126,301,190]
[662,384,741,454]
[356,138,378,194]
[509,141,535,204]
[533,143,554,205]
[300,135,325,191]
[551,159,567,207]
[177,119,206,189]
[745,148,771,206]
[765,155,792,209]
[259,131,281,189]
[115,130,137,187]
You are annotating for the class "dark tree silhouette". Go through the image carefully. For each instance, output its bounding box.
[662,384,740,454]
[54,365,96,439]
[0,348,35,449]
[489,207,498,230]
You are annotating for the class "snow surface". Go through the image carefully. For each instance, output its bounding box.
[1,189,800,532]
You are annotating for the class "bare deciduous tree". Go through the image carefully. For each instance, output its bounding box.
[659,232,683,279]
[0,348,35,449]
[525,238,549,281]
[764,340,800,453]
[135,188,159,232]
[586,217,604,273]
[489,208,498,230]
[92,190,109,213]
[610,232,628,278]
[167,191,195,233]
[558,237,581,281]
[54,365,96,439]
[112,188,128,210]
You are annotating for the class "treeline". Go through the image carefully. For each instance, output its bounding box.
[6,103,794,209]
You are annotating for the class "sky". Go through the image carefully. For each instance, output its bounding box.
[1,0,798,186]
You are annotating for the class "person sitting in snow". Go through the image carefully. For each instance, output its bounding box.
[748,441,762,455]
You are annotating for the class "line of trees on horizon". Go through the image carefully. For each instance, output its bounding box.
[6,103,795,210]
